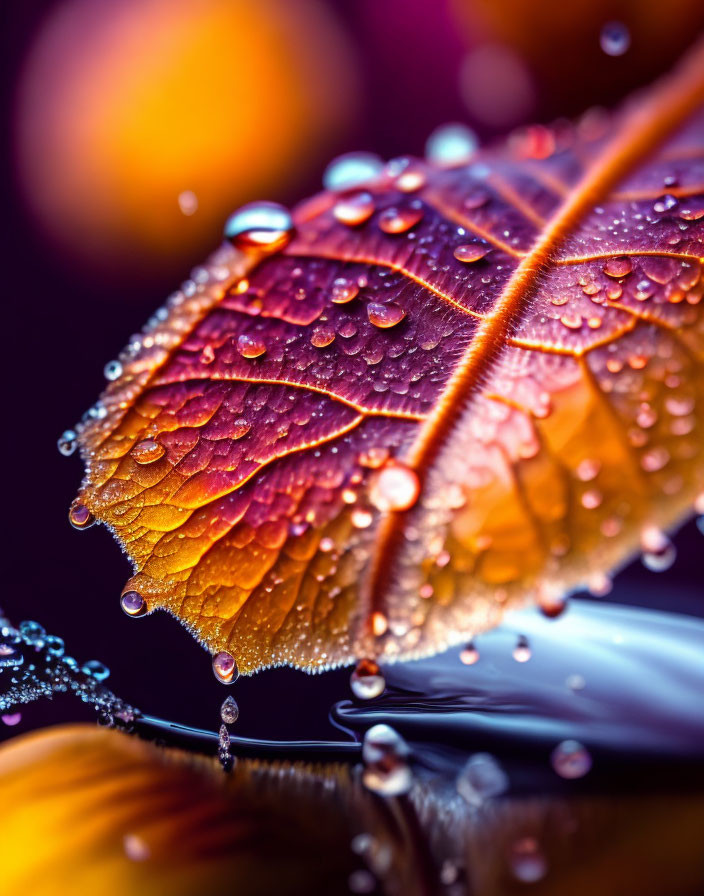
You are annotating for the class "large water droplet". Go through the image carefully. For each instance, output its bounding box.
[456,753,508,806]
[332,191,375,226]
[237,334,266,359]
[350,658,386,699]
[224,202,293,252]
[603,256,632,278]
[81,659,110,682]
[362,724,412,796]
[132,439,165,464]
[426,123,477,167]
[453,243,489,263]
[331,278,360,304]
[378,203,423,234]
[220,695,240,725]
[370,462,420,512]
[69,504,95,530]
[103,359,123,381]
[367,302,406,329]
[640,526,676,572]
[600,21,630,56]
[212,651,239,685]
[323,152,384,191]
[550,739,592,779]
[57,429,78,457]
[120,590,147,617]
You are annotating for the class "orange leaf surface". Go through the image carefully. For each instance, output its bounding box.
[73,42,704,673]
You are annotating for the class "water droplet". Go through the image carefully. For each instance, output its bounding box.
[131,439,165,464]
[600,21,630,56]
[57,429,78,457]
[120,590,147,617]
[69,503,95,530]
[370,462,420,512]
[19,620,46,643]
[220,695,239,725]
[653,194,678,214]
[367,302,406,329]
[395,161,426,192]
[362,724,412,796]
[454,243,488,263]
[426,123,477,167]
[323,152,384,191]
[0,639,23,669]
[212,651,239,685]
[330,277,360,304]
[224,202,293,252]
[177,190,198,216]
[457,753,508,806]
[350,658,385,699]
[311,326,335,348]
[603,256,632,278]
[378,203,423,234]
[509,838,547,883]
[81,660,110,682]
[512,635,531,663]
[103,359,123,381]
[45,635,65,658]
[640,526,676,571]
[237,333,266,358]
[538,586,568,618]
[459,642,479,665]
[1,713,21,727]
[332,191,375,226]
[371,612,388,637]
[551,739,592,778]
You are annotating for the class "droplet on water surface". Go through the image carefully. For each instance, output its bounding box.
[212,651,239,685]
[550,739,592,779]
[69,503,95,530]
[220,695,240,725]
[323,152,384,191]
[120,591,147,617]
[370,462,420,512]
[362,724,413,796]
[600,21,631,56]
[456,753,508,806]
[350,658,386,700]
[224,201,294,252]
[425,123,478,167]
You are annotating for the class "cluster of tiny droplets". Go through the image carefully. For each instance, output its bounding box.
[0,609,138,729]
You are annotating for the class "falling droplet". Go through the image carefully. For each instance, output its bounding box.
[131,439,165,464]
[550,739,592,778]
[600,21,630,56]
[212,651,239,685]
[323,152,384,191]
[57,429,78,457]
[603,256,632,278]
[362,724,413,796]
[367,302,406,329]
[456,753,508,806]
[81,660,111,682]
[103,359,123,381]
[237,333,266,359]
[640,526,676,572]
[512,635,532,663]
[69,504,95,530]
[454,244,489,263]
[426,123,477,167]
[1,713,22,727]
[378,203,423,234]
[332,191,375,226]
[459,642,479,665]
[370,461,420,512]
[220,695,240,725]
[509,838,547,884]
[120,590,147,617]
[350,658,386,699]
[224,202,293,252]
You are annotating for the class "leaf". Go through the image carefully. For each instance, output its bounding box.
[73,41,704,673]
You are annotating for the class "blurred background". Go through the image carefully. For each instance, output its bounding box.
[3,0,704,743]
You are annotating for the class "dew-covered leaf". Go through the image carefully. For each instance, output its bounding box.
[73,42,704,673]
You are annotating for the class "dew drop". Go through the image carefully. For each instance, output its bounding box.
[330,277,360,304]
[220,695,240,725]
[69,504,95,530]
[19,620,45,643]
[132,439,165,464]
[509,838,547,883]
[311,326,335,348]
[600,21,630,56]
[426,123,477,167]
[120,590,147,617]
[459,642,479,665]
[332,191,375,226]
[57,429,78,456]
[640,526,676,572]
[512,635,531,663]
[237,333,266,359]
[350,658,386,699]
[378,203,423,234]
[212,651,239,685]
[81,660,110,682]
[362,724,413,796]
[103,359,123,381]
[653,194,678,214]
[370,462,420,512]
[323,152,384,191]
[45,635,65,658]
[603,256,632,278]
[224,202,293,252]
[457,753,508,806]
[551,739,592,779]
[453,243,489,263]
[367,302,406,329]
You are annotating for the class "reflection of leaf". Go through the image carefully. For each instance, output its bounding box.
[1,725,704,895]
[74,42,704,673]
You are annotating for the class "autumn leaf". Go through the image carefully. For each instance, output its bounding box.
[72,40,704,674]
